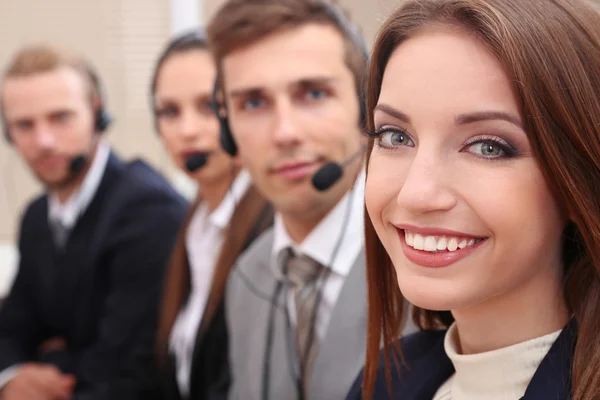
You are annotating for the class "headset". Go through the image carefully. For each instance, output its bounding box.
[216,2,370,399]
[215,1,369,166]
[2,62,112,144]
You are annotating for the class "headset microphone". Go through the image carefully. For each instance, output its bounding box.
[184,152,210,172]
[69,154,88,175]
[311,145,366,192]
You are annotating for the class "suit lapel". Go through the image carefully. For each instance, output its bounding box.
[172,249,193,400]
[71,152,126,340]
[521,318,576,400]
[166,352,183,400]
[266,286,298,399]
[35,199,61,318]
[244,253,297,400]
[394,319,576,400]
[397,335,454,400]
[309,251,368,399]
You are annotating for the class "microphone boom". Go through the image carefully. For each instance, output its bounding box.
[311,145,366,192]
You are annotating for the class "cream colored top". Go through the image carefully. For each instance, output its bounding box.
[433,323,562,400]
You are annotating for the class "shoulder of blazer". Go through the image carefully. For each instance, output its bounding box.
[228,227,275,297]
[346,329,450,400]
[20,194,47,231]
[114,158,188,210]
[235,227,274,273]
[375,329,449,378]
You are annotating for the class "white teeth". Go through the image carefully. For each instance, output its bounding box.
[424,236,437,251]
[448,238,458,252]
[405,231,414,246]
[413,234,424,250]
[403,231,481,253]
[436,237,447,251]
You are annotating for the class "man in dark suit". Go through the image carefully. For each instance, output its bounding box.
[0,44,187,400]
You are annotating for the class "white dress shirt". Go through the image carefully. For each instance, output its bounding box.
[271,169,365,340]
[0,140,111,390]
[169,169,251,397]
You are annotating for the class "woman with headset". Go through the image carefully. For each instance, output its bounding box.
[124,30,273,400]
[346,0,600,399]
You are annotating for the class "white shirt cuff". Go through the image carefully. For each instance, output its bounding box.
[0,365,21,391]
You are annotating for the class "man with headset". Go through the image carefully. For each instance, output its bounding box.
[208,1,415,399]
[0,44,187,399]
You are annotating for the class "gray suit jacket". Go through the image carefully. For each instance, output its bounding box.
[226,228,368,400]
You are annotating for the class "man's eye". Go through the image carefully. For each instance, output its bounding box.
[242,98,266,110]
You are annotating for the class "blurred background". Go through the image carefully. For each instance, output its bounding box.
[0,0,402,296]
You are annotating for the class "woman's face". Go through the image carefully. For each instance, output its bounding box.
[365,28,567,312]
[155,49,234,185]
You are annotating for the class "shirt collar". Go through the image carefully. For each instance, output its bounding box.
[48,140,111,228]
[271,168,365,279]
[209,169,252,229]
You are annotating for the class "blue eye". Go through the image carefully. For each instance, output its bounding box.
[374,127,414,149]
[242,98,266,111]
[463,137,517,160]
[472,142,503,157]
[305,89,327,101]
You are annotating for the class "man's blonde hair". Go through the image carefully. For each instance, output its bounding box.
[3,44,102,102]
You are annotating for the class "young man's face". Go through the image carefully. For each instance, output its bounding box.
[223,23,364,222]
[2,66,97,189]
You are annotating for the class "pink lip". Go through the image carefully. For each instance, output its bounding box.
[396,227,488,268]
[273,161,316,181]
[395,223,485,239]
[181,150,209,158]
[36,155,63,169]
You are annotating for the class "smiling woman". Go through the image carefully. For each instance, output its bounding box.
[344,0,600,400]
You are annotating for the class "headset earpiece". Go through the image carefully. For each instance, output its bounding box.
[95,108,112,133]
[89,70,112,135]
[212,80,238,157]
[219,115,237,157]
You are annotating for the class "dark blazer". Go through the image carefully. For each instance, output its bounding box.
[120,187,274,400]
[0,152,187,400]
[346,318,577,400]
[166,199,274,400]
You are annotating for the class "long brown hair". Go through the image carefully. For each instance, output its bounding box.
[152,31,274,363]
[363,1,600,399]
[156,183,273,362]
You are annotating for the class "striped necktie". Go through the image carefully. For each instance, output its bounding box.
[282,249,325,394]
